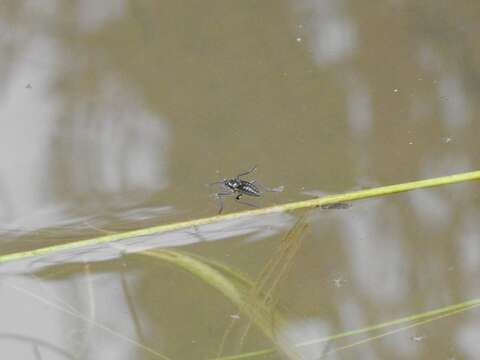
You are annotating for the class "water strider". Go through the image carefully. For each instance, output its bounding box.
[209,165,283,214]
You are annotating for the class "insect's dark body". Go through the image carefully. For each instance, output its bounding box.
[210,166,281,214]
[226,178,261,198]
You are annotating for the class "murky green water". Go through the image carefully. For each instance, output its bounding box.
[1,1,479,359]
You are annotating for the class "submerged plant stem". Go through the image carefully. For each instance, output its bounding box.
[1,170,480,264]
[212,299,480,360]
[138,249,291,356]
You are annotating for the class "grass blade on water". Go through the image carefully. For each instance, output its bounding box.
[1,170,480,264]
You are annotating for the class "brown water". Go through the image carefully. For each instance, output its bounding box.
[1,1,480,359]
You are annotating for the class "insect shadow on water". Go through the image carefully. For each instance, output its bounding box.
[209,165,284,214]
[321,202,352,210]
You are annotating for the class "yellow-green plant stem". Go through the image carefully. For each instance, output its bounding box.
[212,298,480,360]
[317,304,478,359]
[1,170,480,264]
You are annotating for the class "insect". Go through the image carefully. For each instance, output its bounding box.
[209,165,283,214]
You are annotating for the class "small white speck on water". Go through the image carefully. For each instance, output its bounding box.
[296,37,302,42]
[230,314,240,320]
[332,276,346,288]
[298,24,303,29]
[408,141,414,145]
[393,88,399,93]
[410,335,426,342]
[444,136,452,143]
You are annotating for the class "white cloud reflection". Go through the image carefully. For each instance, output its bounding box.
[437,73,473,131]
[407,190,452,232]
[457,320,480,359]
[0,35,59,224]
[280,318,330,359]
[339,201,409,304]
[292,0,357,65]
[0,32,169,230]
[69,75,170,195]
[457,210,480,284]
[0,270,148,360]
[417,44,473,133]
[344,72,373,139]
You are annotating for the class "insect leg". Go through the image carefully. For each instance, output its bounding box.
[207,180,226,187]
[234,194,259,208]
[237,165,258,178]
[215,191,234,214]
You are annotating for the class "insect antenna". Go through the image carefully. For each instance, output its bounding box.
[237,165,258,178]
[207,180,226,187]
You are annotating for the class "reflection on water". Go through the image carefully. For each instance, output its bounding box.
[0,29,170,234]
[0,0,480,359]
[292,0,357,65]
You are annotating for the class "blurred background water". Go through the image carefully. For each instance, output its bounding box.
[0,1,479,359]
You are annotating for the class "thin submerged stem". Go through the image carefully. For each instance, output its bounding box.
[218,211,309,359]
[211,299,480,360]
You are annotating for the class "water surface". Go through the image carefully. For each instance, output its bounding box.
[0,1,479,359]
